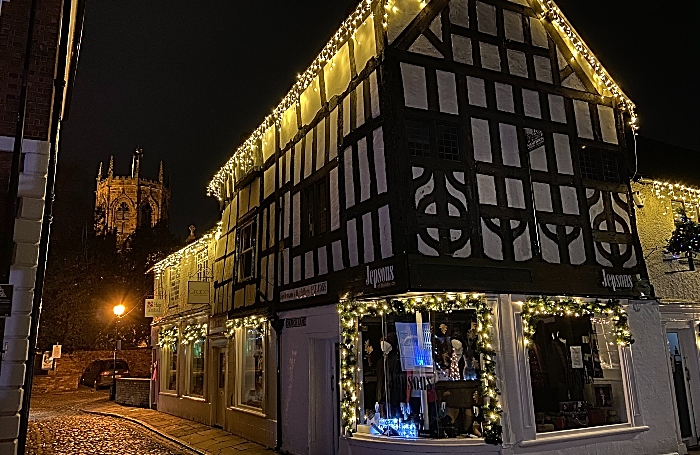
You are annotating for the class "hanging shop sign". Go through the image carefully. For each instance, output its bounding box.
[280,281,327,303]
[601,270,633,291]
[51,344,62,359]
[0,284,13,317]
[41,352,53,370]
[365,264,395,289]
[145,299,166,317]
[187,281,210,304]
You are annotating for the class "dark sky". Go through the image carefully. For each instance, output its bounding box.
[59,0,700,237]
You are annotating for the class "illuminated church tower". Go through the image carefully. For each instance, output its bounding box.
[94,148,170,245]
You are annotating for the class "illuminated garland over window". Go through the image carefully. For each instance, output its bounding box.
[153,222,221,278]
[535,0,637,130]
[181,323,208,345]
[157,326,179,348]
[338,293,503,444]
[224,315,268,338]
[519,296,633,346]
[647,179,700,217]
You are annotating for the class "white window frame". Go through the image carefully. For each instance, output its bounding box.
[232,325,266,413]
[236,220,256,282]
[161,335,179,394]
[184,338,206,399]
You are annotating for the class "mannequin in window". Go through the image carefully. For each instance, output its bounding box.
[376,333,402,419]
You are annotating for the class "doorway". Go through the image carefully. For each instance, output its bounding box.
[309,338,339,455]
[668,331,697,446]
[213,346,227,428]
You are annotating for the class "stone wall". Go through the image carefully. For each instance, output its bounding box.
[32,348,152,393]
[116,378,150,408]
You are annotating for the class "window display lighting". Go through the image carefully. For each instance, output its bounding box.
[225,315,268,338]
[181,323,208,345]
[157,326,179,348]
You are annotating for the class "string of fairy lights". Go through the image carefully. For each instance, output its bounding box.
[181,323,208,345]
[338,293,503,445]
[225,315,268,338]
[157,326,179,347]
[645,179,700,217]
[152,222,221,278]
[518,296,634,347]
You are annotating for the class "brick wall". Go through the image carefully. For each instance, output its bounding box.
[0,0,63,140]
[116,378,150,408]
[32,348,153,393]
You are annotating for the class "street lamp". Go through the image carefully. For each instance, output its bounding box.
[110,304,126,400]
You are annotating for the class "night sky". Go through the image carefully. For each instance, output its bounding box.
[58,0,700,238]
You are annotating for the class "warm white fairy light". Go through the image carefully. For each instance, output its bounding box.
[181,323,208,345]
[225,315,268,338]
[645,179,700,217]
[153,222,221,277]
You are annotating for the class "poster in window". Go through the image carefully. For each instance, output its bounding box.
[570,345,584,369]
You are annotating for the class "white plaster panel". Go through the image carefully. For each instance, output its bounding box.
[452,35,473,65]
[284,191,291,239]
[358,138,370,202]
[292,255,302,283]
[522,89,541,118]
[330,167,340,231]
[482,219,503,260]
[479,42,501,72]
[262,125,276,162]
[401,63,429,109]
[304,250,314,280]
[539,224,560,263]
[533,56,553,83]
[560,186,580,215]
[304,131,313,178]
[347,219,359,267]
[324,43,351,101]
[263,164,275,199]
[300,77,322,126]
[499,123,520,167]
[446,178,467,215]
[452,234,471,258]
[332,240,344,272]
[507,50,528,78]
[598,104,619,144]
[595,242,614,267]
[548,94,567,123]
[505,178,525,209]
[280,105,297,148]
[429,16,442,40]
[294,142,302,185]
[329,108,338,160]
[568,229,586,265]
[378,204,393,259]
[504,10,524,42]
[533,182,553,212]
[556,46,568,70]
[343,95,351,137]
[437,70,459,115]
[495,83,515,113]
[317,246,328,276]
[467,76,487,107]
[292,192,301,247]
[562,72,587,91]
[354,15,376,73]
[409,35,442,58]
[477,174,497,205]
[415,175,435,208]
[511,220,532,261]
[476,2,497,35]
[373,128,387,194]
[553,133,574,174]
[573,100,594,139]
[362,212,374,264]
[355,83,365,128]
[530,17,549,48]
[370,72,380,119]
[344,147,355,208]
[449,0,469,27]
[623,246,638,268]
[417,234,439,257]
[316,121,325,171]
[530,145,547,171]
[471,118,492,163]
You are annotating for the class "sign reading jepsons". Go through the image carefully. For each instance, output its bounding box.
[601,270,633,292]
[366,264,395,289]
[280,281,327,303]
[188,281,210,304]
[145,299,166,317]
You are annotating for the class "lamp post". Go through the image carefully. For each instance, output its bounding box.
[110,304,125,401]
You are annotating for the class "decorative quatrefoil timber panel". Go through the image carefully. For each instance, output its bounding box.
[586,188,637,268]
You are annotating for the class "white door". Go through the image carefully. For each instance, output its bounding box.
[214,347,227,427]
[668,331,698,447]
[309,339,338,455]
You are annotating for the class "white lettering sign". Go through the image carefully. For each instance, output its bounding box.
[188,281,210,304]
[280,281,328,303]
[601,270,633,291]
[366,265,395,289]
[145,299,166,317]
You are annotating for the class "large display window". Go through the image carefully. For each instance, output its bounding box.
[240,327,264,408]
[187,339,205,397]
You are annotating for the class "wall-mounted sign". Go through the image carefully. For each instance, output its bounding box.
[188,281,210,304]
[280,281,327,303]
[41,352,53,370]
[366,264,395,289]
[0,284,13,317]
[570,346,583,369]
[601,270,633,291]
[145,299,166,317]
[285,317,307,328]
[51,345,62,359]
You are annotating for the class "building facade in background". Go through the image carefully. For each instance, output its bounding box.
[94,149,169,246]
[0,0,83,453]
[152,0,684,454]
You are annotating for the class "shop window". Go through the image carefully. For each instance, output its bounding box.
[240,327,264,408]
[163,340,178,392]
[527,314,627,432]
[237,221,256,282]
[359,310,484,439]
[187,339,205,397]
[304,178,329,240]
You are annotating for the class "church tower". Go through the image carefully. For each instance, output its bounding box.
[94,148,170,245]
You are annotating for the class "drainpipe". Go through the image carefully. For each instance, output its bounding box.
[16,0,85,452]
[270,315,284,452]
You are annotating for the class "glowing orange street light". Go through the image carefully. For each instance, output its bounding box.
[113,304,125,317]
[110,303,126,400]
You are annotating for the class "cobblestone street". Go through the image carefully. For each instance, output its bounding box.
[27,389,196,455]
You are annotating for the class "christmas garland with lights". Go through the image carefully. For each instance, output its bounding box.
[338,293,502,444]
[181,323,208,345]
[520,297,633,346]
[225,315,267,338]
[157,326,179,348]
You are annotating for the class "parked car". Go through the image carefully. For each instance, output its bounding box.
[80,359,130,390]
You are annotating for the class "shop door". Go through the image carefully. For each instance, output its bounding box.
[309,338,338,455]
[668,332,697,444]
[214,347,227,428]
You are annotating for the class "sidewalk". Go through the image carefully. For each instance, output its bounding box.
[82,400,273,455]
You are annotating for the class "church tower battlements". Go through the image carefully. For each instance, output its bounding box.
[94,148,170,244]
